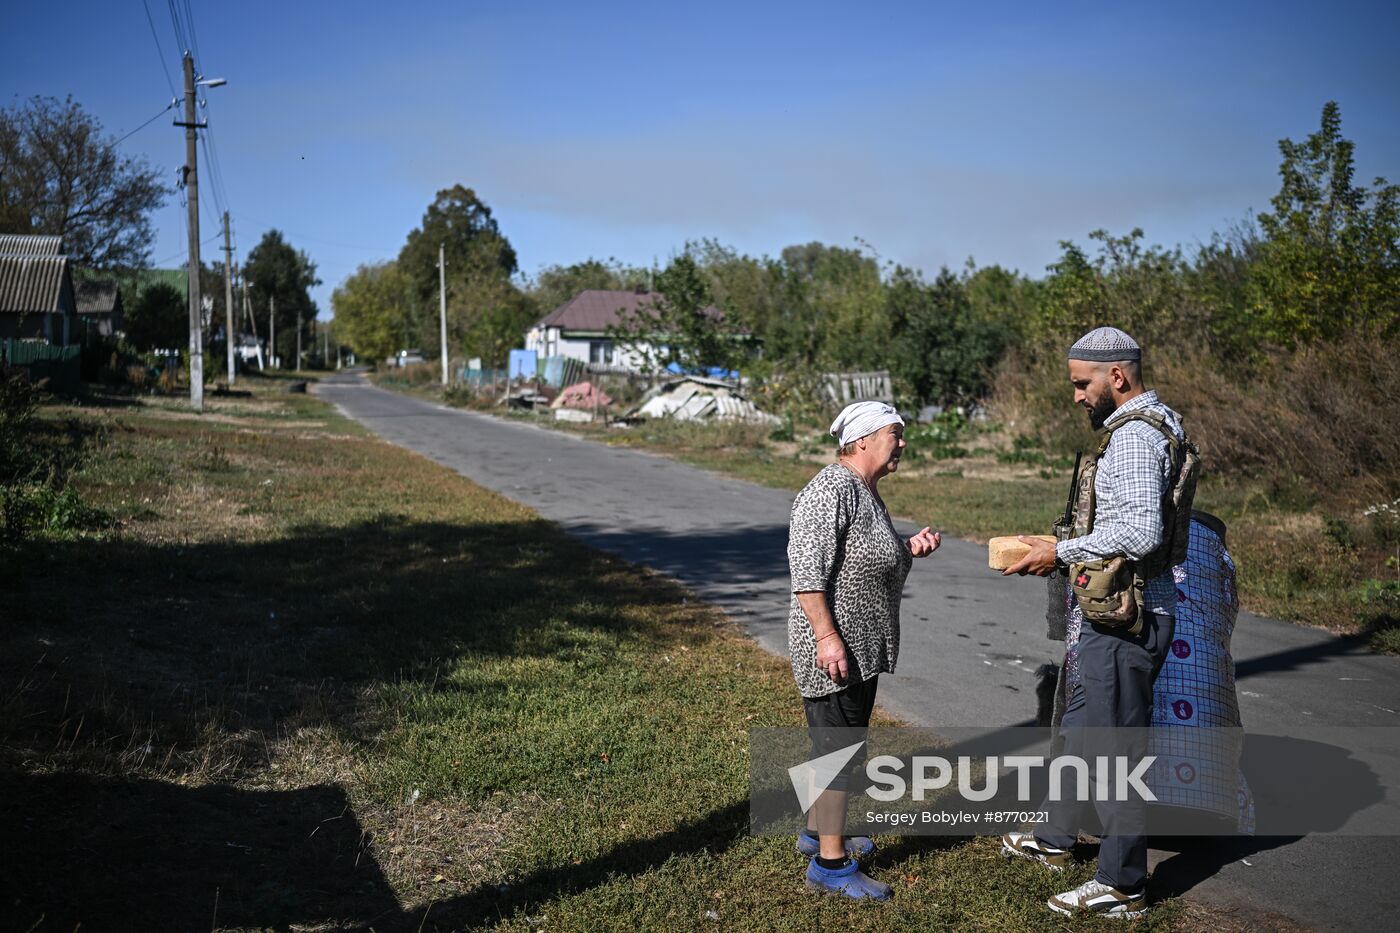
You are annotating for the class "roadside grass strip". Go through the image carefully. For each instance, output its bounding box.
[2,379,1199,930]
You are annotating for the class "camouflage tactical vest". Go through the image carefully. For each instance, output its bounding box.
[1052,408,1200,635]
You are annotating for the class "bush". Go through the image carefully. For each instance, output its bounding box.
[993,328,1400,504]
[0,367,106,543]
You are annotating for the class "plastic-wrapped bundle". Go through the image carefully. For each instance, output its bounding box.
[1147,512,1254,832]
[1048,513,1253,831]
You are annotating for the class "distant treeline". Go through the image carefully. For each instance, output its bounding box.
[333,104,1398,494]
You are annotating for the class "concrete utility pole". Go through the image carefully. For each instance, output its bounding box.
[438,242,448,385]
[222,211,235,385]
[269,294,276,369]
[180,53,204,410]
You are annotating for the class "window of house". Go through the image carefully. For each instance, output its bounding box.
[589,340,613,365]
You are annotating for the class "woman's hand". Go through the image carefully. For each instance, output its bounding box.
[909,526,942,558]
[815,631,849,684]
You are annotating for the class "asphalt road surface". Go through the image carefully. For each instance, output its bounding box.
[317,372,1400,930]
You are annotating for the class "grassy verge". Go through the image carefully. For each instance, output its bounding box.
[405,382,1400,654]
[0,377,1223,930]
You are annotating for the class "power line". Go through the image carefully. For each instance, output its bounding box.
[140,0,178,97]
[231,211,397,253]
[115,101,175,145]
[181,0,202,66]
[166,0,188,53]
[199,134,225,218]
[200,108,231,213]
[152,231,221,268]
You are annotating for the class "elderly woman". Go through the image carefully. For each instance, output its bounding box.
[788,400,941,900]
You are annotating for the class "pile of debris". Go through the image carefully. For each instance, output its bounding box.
[550,381,613,422]
[624,376,780,425]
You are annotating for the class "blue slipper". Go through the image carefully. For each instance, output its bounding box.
[804,857,893,900]
[796,831,876,858]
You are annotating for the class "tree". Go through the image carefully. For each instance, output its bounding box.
[398,185,523,359]
[332,261,416,362]
[244,230,320,365]
[611,254,738,372]
[1250,101,1400,344]
[525,258,648,316]
[0,96,168,269]
[124,282,187,351]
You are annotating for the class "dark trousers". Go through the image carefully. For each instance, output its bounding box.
[802,675,879,792]
[1036,610,1174,893]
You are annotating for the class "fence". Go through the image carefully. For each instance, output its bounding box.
[824,370,894,406]
[458,367,508,390]
[2,338,81,393]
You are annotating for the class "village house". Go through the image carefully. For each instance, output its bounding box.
[75,279,124,337]
[0,234,77,345]
[523,288,726,374]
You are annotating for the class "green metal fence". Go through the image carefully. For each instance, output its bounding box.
[2,339,82,393]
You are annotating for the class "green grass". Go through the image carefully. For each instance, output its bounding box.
[0,383,1217,930]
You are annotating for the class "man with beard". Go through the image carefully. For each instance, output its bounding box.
[998,326,1187,921]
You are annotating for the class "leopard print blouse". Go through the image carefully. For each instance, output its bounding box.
[787,463,913,698]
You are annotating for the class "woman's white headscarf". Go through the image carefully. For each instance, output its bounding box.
[830,401,904,447]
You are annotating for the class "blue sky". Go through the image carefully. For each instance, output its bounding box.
[4,1,1398,317]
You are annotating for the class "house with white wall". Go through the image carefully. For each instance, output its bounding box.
[525,289,735,374]
[525,289,660,372]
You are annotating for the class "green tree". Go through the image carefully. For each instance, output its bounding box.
[611,254,737,372]
[0,96,168,269]
[244,230,320,366]
[887,267,1007,407]
[398,185,524,359]
[331,261,416,362]
[124,282,187,352]
[1249,101,1400,344]
[526,258,648,316]
[779,242,887,370]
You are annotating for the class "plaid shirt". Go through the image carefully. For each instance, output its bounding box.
[1055,390,1183,617]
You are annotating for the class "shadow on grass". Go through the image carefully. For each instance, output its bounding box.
[1,514,755,929]
[1,771,399,931]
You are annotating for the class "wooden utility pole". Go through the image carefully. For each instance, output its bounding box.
[296,312,302,371]
[222,211,235,385]
[180,53,204,410]
[269,294,276,369]
[438,243,448,385]
[240,266,264,370]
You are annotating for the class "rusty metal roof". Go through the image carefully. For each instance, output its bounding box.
[536,289,723,333]
[0,234,64,257]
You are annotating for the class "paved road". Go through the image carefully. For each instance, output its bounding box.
[317,373,1400,929]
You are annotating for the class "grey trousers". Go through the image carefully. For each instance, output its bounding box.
[1035,610,1174,893]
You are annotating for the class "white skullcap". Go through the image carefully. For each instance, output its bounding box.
[1068,326,1142,362]
[830,401,904,447]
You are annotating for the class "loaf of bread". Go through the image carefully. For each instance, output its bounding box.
[988,535,1058,570]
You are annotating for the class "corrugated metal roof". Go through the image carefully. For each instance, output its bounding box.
[0,254,69,313]
[536,289,724,333]
[75,279,120,314]
[0,234,64,257]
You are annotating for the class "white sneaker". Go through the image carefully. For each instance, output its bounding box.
[1000,832,1070,871]
[1047,878,1147,920]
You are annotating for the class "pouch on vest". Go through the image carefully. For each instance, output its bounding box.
[1070,556,1145,636]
